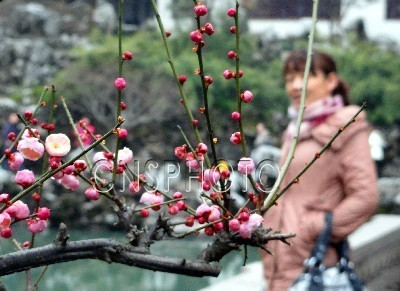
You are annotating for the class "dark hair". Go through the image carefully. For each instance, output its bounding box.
[283,50,350,105]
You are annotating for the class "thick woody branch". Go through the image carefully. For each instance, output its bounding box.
[0,237,220,277]
[198,228,295,263]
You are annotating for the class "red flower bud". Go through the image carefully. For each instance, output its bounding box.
[141,208,150,217]
[179,75,187,84]
[47,123,55,131]
[118,128,128,139]
[190,30,203,44]
[0,228,12,239]
[204,75,213,86]
[227,51,237,59]
[7,132,16,141]
[122,51,133,60]
[202,23,214,36]
[231,111,240,121]
[227,8,236,17]
[24,110,33,120]
[194,3,208,16]
[120,101,127,110]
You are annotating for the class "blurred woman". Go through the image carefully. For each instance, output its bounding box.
[261,50,378,290]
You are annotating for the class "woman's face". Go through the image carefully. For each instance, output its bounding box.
[285,70,338,108]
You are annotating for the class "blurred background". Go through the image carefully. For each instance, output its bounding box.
[0,0,400,290]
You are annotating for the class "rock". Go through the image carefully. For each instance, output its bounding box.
[11,3,60,37]
[92,0,117,34]
[0,1,92,94]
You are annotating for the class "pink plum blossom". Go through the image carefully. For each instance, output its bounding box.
[240,90,254,103]
[196,203,211,218]
[37,207,51,220]
[21,129,40,140]
[185,152,203,170]
[17,137,44,161]
[73,160,87,172]
[59,174,80,190]
[196,143,208,154]
[118,147,133,165]
[139,191,164,206]
[45,133,71,157]
[228,219,241,232]
[239,222,252,239]
[208,205,221,222]
[93,152,114,172]
[7,152,24,171]
[0,212,11,230]
[230,132,242,144]
[248,213,263,228]
[174,146,187,160]
[27,218,47,234]
[52,171,64,179]
[15,169,35,188]
[5,200,30,219]
[238,214,263,239]
[63,165,75,175]
[0,194,9,203]
[128,181,141,194]
[203,168,220,186]
[114,78,126,90]
[85,187,100,200]
[238,157,256,175]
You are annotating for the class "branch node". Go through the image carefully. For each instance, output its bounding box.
[53,223,70,247]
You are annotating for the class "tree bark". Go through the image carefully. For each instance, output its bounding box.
[0,238,220,277]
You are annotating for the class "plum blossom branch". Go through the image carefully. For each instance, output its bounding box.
[149,0,208,162]
[60,96,93,168]
[0,87,48,165]
[111,0,125,184]
[0,119,124,211]
[262,0,320,211]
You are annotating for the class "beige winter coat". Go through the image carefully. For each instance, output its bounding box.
[261,105,379,291]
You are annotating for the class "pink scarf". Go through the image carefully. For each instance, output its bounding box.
[285,95,345,141]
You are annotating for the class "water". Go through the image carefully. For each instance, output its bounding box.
[0,228,260,291]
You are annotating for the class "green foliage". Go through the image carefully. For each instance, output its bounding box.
[331,43,400,126]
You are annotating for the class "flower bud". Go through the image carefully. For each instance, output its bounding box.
[231,111,240,121]
[194,3,208,16]
[122,51,133,60]
[114,78,127,90]
[190,30,203,43]
[227,8,236,17]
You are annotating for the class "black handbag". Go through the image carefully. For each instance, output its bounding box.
[289,212,365,291]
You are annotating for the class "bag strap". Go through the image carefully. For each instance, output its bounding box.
[309,212,333,265]
[304,212,364,291]
[303,212,333,291]
[335,241,364,291]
